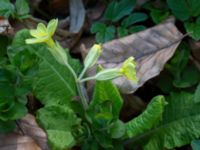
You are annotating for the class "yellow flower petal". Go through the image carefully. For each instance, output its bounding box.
[37,23,47,34]
[47,19,58,36]
[25,36,48,44]
[120,57,138,82]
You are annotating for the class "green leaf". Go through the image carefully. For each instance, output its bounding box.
[156,73,174,94]
[91,22,115,43]
[110,120,125,139]
[121,13,148,28]
[135,92,200,150]
[195,84,200,103]
[47,130,75,150]
[173,65,200,88]
[0,68,28,132]
[33,49,81,105]
[0,0,15,18]
[125,95,166,138]
[0,35,10,59]
[104,0,136,22]
[191,140,200,150]
[37,105,81,150]
[184,22,200,40]
[117,27,128,38]
[167,0,200,21]
[10,29,82,106]
[8,29,39,78]
[15,0,30,19]
[37,105,81,131]
[0,120,15,133]
[89,80,123,119]
[129,25,146,33]
[150,10,169,24]
[166,42,190,76]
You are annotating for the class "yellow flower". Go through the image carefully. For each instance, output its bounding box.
[120,57,138,82]
[25,19,58,48]
[93,57,138,82]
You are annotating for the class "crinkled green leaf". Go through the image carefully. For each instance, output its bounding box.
[37,105,81,150]
[47,130,75,150]
[136,92,200,150]
[8,29,39,79]
[90,80,123,119]
[33,49,81,105]
[15,0,30,19]
[110,120,125,139]
[37,105,81,130]
[0,0,15,18]
[0,68,27,132]
[125,95,166,138]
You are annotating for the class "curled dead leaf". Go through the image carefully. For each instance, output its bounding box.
[0,133,41,150]
[16,114,50,150]
[95,19,183,93]
[0,18,13,35]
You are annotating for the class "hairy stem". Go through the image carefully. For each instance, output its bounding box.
[64,62,89,110]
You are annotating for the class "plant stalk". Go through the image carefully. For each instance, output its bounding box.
[64,62,89,110]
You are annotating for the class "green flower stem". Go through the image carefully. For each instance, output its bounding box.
[64,62,89,110]
[46,38,56,48]
[79,76,96,83]
[78,66,87,80]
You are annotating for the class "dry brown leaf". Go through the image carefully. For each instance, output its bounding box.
[0,133,41,150]
[69,0,85,33]
[16,114,50,150]
[97,19,183,93]
[0,18,13,35]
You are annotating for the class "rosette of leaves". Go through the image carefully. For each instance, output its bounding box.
[91,0,148,43]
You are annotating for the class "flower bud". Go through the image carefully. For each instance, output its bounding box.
[84,44,102,69]
[95,68,122,81]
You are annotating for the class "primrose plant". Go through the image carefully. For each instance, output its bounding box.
[26,19,138,110]
[25,19,165,150]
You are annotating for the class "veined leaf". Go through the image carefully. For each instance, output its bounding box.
[125,95,166,138]
[9,29,82,106]
[33,48,82,106]
[89,80,123,119]
[37,105,82,150]
[130,92,200,150]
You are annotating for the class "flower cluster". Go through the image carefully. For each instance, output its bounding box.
[26,19,138,83]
